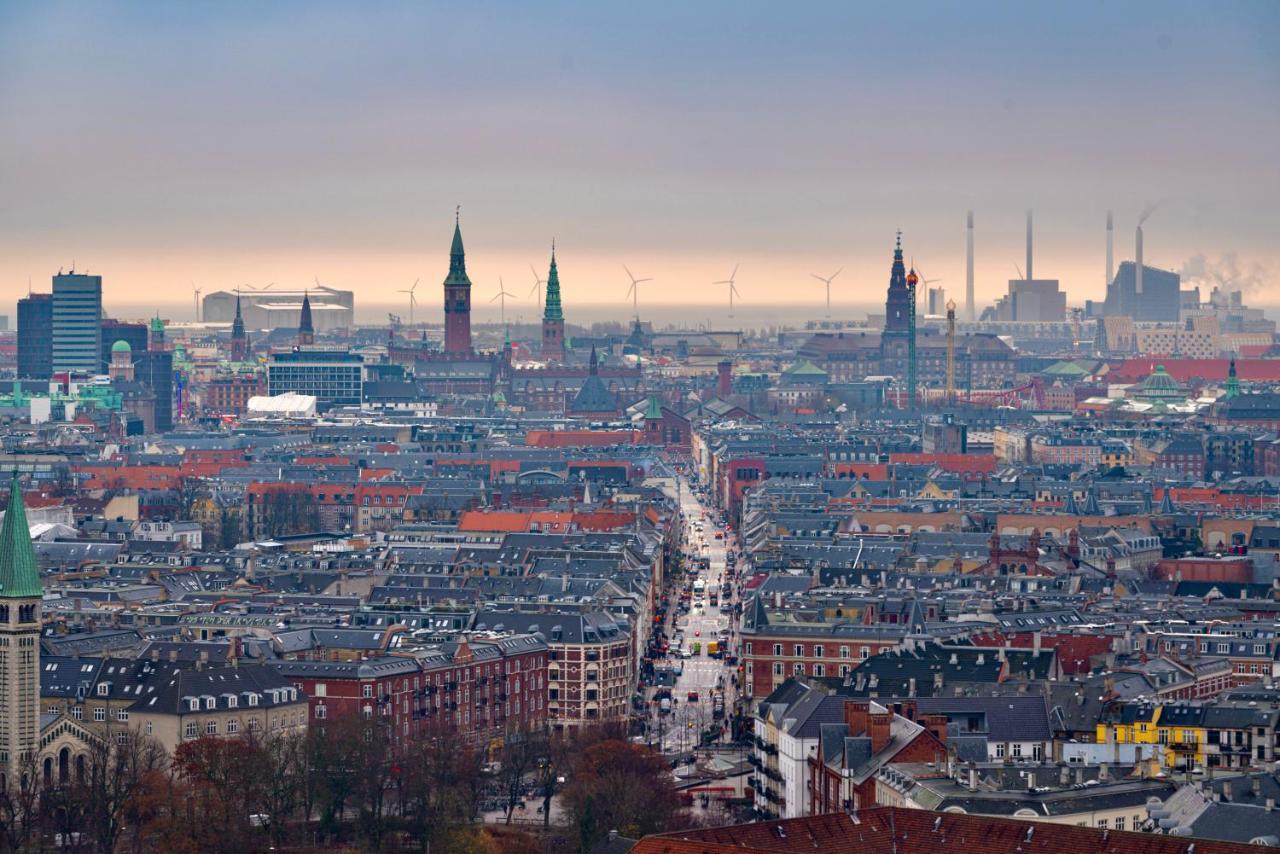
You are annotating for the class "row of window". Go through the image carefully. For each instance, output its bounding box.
[750,642,873,660]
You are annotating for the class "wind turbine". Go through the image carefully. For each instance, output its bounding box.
[490,277,516,327]
[398,278,420,325]
[810,268,843,317]
[715,263,741,317]
[624,265,652,320]
[528,265,546,310]
[192,282,202,321]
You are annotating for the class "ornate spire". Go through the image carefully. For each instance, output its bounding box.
[0,471,42,599]
[544,241,563,322]
[299,291,313,336]
[231,292,245,340]
[1225,356,1240,399]
[589,345,599,376]
[446,210,470,286]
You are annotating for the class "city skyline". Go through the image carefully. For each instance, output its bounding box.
[2,1,1278,313]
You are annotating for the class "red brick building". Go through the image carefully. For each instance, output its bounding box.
[272,633,548,749]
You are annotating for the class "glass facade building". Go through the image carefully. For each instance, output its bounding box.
[267,350,363,407]
[52,273,103,373]
[17,294,53,379]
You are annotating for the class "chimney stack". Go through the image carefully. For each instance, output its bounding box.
[1106,210,1114,288]
[966,211,975,322]
[1025,210,1034,281]
[1135,224,1144,295]
[717,360,733,398]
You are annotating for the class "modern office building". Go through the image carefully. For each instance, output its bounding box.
[266,350,363,407]
[51,273,103,373]
[136,350,175,432]
[17,294,53,379]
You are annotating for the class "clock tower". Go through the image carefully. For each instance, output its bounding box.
[0,471,42,787]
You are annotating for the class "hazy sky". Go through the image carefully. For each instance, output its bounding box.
[2,1,1278,321]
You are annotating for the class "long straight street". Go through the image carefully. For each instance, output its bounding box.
[649,474,740,756]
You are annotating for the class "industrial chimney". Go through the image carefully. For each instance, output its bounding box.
[1106,210,1114,288]
[1025,210,1034,281]
[1135,224,1144,295]
[966,211,975,321]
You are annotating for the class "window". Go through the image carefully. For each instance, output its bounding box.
[793,663,804,676]
[995,743,1006,758]
[745,642,753,655]
[206,720,217,735]
[363,685,373,699]
[315,705,327,720]
[773,663,783,676]
[72,706,82,720]
[813,646,824,658]
[1115,817,1125,831]
[814,664,825,677]
[145,721,153,736]
[1097,819,1108,829]
[93,707,106,722]
[860,646,870,660]
[793,644,804,657]
[185,722,198,738]
[840,646,850,659]
[773,644,782,656]
[248,718,259,731]
[1011,743,1022,757]
[840,665,851,677]
[117,710,128,722]
[1032,743,1043,761]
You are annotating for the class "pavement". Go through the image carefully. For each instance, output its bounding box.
[648,475,740,756]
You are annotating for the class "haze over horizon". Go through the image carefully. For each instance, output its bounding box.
[3,1,1278,317]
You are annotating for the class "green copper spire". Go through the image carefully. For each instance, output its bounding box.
[446,208,471,286]
[1225,356,1240,399]
[543,241,563,322]
[0,471,42,599]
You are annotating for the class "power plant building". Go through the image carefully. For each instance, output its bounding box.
[202,287,354,332]
[1103,261,1180,322]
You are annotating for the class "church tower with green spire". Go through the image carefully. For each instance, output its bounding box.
[541,242,565,362]
[1225,356,1240,399]
[444,209,473,356]
[0,471,43,782]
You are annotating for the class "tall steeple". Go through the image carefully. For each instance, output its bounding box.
[230,293,249,361]
[0,471,42,782]
[884,231,910,335]
[297,291,314,346]
[443,207,473,356]
[544,242,563,322]
[1225,356,1240,399]
[541,240,566,362]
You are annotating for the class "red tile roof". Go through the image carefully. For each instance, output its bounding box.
[632,808,1262,854]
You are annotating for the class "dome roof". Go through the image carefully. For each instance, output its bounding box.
[111,339,132,354]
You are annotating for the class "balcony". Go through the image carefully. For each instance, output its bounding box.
[1167,741,1199,753]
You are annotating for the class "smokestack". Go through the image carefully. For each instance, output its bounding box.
[1106,211,1114,288]
[966,211,975,321]
[1135,224,1144,295]
[1025,210,1034,281]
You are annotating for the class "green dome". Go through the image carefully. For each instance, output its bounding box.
[111,339,132,354]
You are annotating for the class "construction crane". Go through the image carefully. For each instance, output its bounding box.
[945,299,957,405]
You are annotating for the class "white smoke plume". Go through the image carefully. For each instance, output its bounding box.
[1179,251,1270,295]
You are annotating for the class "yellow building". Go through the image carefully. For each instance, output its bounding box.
[1096,702,1208,771]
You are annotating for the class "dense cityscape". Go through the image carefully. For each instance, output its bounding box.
[0,208,1276,852]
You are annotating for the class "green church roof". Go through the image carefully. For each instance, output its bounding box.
[111,339,132,354]
[0,471,42,599]
[783,359,827,376]
[543,243,563,322]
